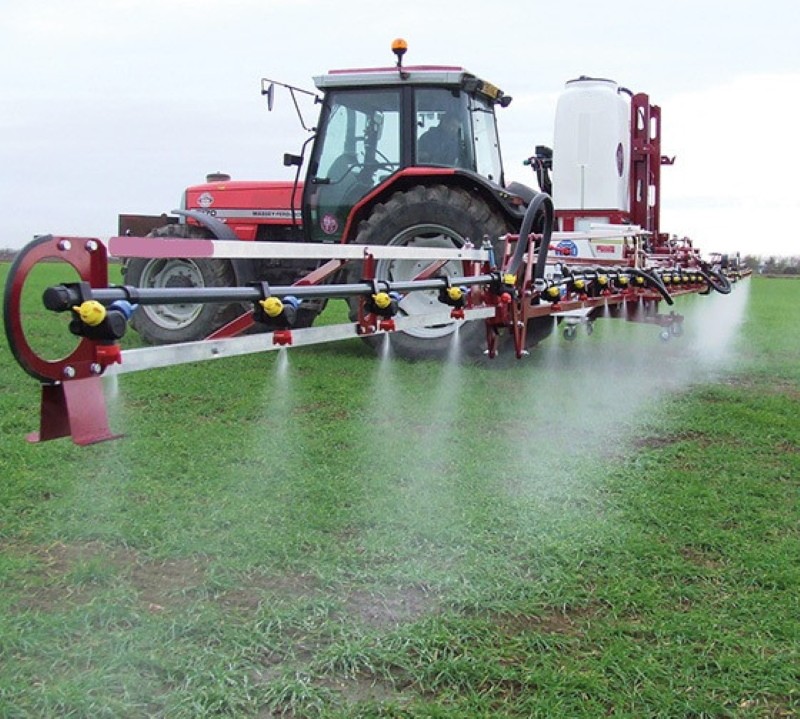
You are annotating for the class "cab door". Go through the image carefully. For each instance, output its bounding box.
[304,88,401,243]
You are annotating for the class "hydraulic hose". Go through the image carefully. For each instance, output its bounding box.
[629,268,674,305]
[505,192,554,280]
[699,267,732,295]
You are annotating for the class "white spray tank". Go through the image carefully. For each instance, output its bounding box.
[552,77,631,228]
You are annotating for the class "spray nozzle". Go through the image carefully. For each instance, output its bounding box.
[366,291,401,318]
[255,293,301,327]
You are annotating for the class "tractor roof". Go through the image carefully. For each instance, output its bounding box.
[314,65,509,104]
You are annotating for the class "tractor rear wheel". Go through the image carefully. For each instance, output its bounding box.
[346,184,512,360]
[122,224,240,345]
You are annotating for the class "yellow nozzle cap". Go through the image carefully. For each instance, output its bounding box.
[546,286,560,299]
[574,279,585,290]
[372,292,392,310]
[260,296,284,318]
[503,273,516,286]
[598,275,608,285]
[72,300,106,326]
[446,286,463,301]
[618,275,630,285]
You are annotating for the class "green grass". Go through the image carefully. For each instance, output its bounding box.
[1,264,798,717]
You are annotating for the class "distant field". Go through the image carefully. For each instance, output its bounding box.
[1,264,798,718]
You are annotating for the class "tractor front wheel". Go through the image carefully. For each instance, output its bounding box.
[123,225,239,345]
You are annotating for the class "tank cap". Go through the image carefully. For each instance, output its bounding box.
[565,76,617,88]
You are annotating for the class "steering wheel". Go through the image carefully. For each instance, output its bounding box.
[325,153,358,183]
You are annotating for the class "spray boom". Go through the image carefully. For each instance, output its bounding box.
[3,226,740,445]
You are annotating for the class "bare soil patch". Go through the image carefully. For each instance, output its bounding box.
[491,605,599,638]
[632,430,711,451]
[7,541,211,613]
[342,584,437,628]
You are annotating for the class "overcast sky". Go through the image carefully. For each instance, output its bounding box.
[2,0,798,257]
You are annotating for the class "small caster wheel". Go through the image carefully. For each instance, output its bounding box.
[585,322,594,336]
[564,325,577,341]
[659,328,671,342]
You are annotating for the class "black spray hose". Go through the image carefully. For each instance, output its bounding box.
[630,268,674,305]
[505,192,554,281]
[698,266,732,295]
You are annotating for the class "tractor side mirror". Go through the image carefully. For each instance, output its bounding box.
[283,153,303,167]
[262,82,275,111]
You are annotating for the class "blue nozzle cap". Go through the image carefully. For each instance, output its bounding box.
[109,300,136,320]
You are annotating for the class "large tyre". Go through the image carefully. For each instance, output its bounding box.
[346,184,512,360]
[122,224,239,344]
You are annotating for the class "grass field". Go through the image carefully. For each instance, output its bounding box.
[1,263,798,718]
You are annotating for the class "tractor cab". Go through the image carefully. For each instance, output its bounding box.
[302,48,514,243]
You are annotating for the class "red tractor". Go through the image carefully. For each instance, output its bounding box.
[121,41,673,359]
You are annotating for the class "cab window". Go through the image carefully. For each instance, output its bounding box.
[470,94,503,184]
[415,88,474,170]
[314,89,401,183]
[307,89,400,242]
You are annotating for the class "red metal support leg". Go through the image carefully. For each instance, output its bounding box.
[29,378,121,446]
